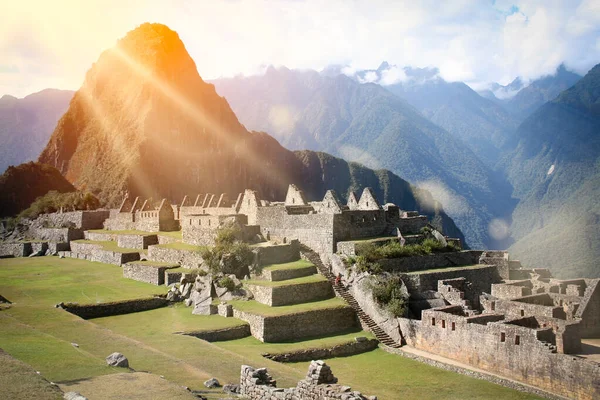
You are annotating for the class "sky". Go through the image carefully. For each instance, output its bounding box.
[1,0,599,97]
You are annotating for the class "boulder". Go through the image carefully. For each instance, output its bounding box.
[203,378,220,388]
[105,352,129,368]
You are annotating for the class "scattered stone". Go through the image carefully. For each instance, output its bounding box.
[105,352,129,368]
[223,383,240,394]
[71,342,79,348]
[64,392,88,400]
[184,298,193,307]
[203,377,221,388]
[59,254,65,259]
[355,336,367,343]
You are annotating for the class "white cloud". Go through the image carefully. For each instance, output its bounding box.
[0,0,599,97]
[379,66,408,85]
[358,71,379,83]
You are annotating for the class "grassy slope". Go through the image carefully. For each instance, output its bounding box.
[262,259,314,271]
[0,257,541,399]
[229,297,348,316]
[0,349,63,400]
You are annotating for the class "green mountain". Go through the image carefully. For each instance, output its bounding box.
[35,23,463,242]
[212,67,515,248]
[506,64,600,278]
[0,89,74,173]
[501,65,582,122]
[0,162,75,218]
[370,65,519,167]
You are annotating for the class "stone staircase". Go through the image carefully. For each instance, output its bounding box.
[299,244,402,349]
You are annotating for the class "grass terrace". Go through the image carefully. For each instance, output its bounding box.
[262,259,314,271]
[244,274,327,287]
[0,257,543,399]
[154,242,208,252]
[229,297,348,316]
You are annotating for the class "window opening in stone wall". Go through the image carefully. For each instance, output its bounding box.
[520,309,525,317]
[451,322,456,331]
[208,220,211,226]
[515,335,520,345]
[442,320,446,328]
[432,318,435,326]
[501,332,506,342]
[248,199,250,205]
[292,198,295,204]
[366,201,369,207]
[189,219,192,225]
[491,301,495,311]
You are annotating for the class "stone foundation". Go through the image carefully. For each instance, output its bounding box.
[178,325,251,342]
[263,338,378,362]
[60,297,168,319]
[123,262,179,285]
[146,245,204,269]
[240,361,375,400]
[0,242,31,257]
[247,280,333,306]
[234,306,357,342]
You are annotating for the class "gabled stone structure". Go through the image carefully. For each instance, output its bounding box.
[104,198,178,231]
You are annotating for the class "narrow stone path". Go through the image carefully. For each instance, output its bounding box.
[298,244,401,349]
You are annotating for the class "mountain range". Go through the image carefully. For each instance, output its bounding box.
[0,22,596,277]
[0,89,74,173]
[504,64,600,278]
[34,23,463,241]
[211,66,516,249]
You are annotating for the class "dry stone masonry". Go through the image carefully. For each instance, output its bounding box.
[240,361,376,400]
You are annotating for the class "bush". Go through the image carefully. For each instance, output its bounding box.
[201,224,254,276]
[371,276,407,317]
[355,236,458,261]
[18,190,100,220]
[355,255,382,274]
[218,276,236,291]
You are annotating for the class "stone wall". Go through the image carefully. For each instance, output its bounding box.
[233,306,357,342]
[400,264,502,309]
[178,325,251,342]
[491,281,532,299]
[147,245,204,269]
[377,250,484,273]
[407,308,600,400]
[576,279,600,337]
[0,242,31,257]
[123,262,178,285]
[247,280,333,306]
[263,338,378,363]
[31,227,83,243]
[117,234,158,249]
[60,297,168,319]
[256,206,337,257]
[35,210,110,230]
[254,241,300,266]
[261,264,316,282]
[240,361,373,400]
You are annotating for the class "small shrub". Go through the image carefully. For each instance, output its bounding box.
[342,256,356,269]
[218,276,236,291]
[370,276,408,317]
[201,224,254,276]
[355,255,382,274]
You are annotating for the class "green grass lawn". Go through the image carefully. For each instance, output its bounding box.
[0,348,63,400]
[153,242,208,252]
[229,297,349,316]
[0,256,543,400]
[262,259,314,271]
[245,274,326,287]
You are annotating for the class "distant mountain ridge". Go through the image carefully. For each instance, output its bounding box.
[505,63,600,278]
[211,66,516,249]
[35,23,464,242]
[0,89,74,173]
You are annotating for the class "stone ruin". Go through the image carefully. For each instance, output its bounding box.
[240,360,376,400]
